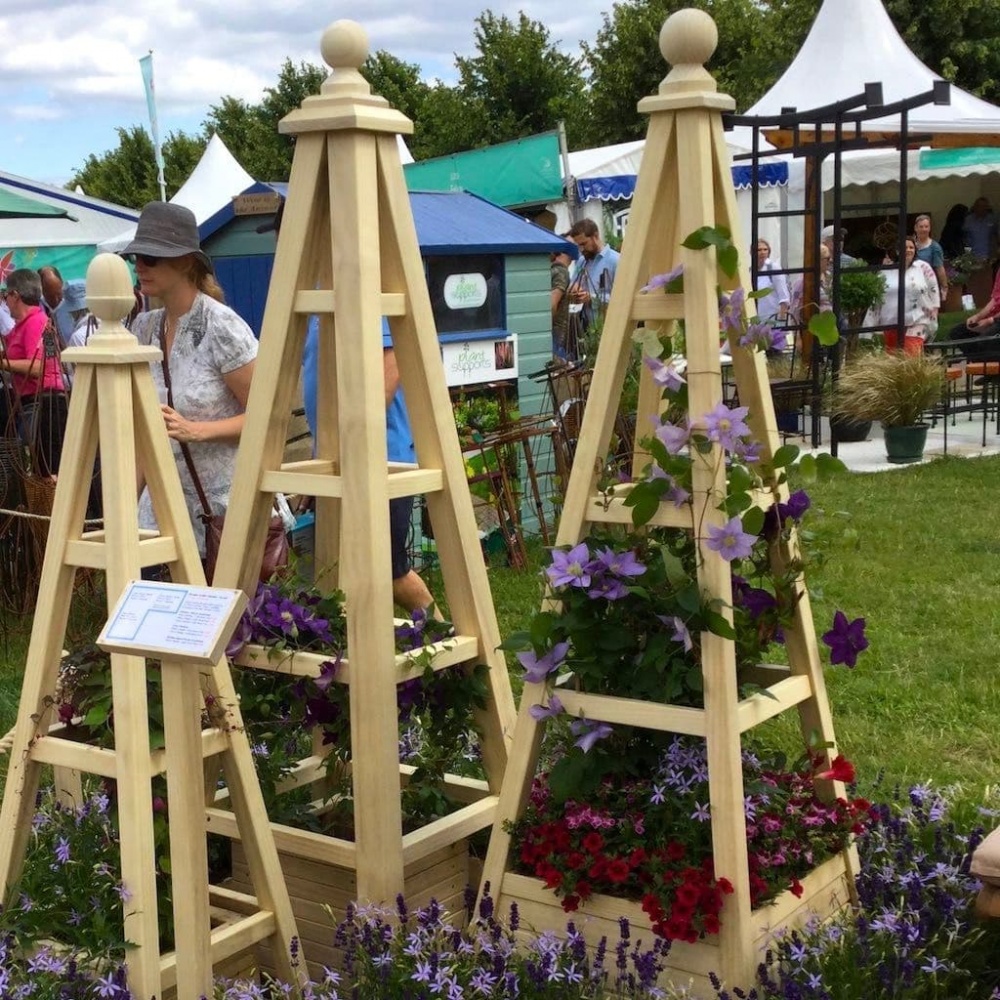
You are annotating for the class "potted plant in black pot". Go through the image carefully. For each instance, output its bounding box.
[832,352,946,464]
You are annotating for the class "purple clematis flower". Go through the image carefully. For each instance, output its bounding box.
[703,402,751,451]
[586,576,629,601]
[546,543,592,589]
[655,418,691,455]
[640,264,684,293]
[592,546,646,578]
[528,693,565,722]
[667,615,693,652]
[518,641,570,684]
[719,287,746,333]
[570,718,614,753]
[706,517,757,562]
[642,354,686,392]
[779,488,811,522]
[821,611,868,668]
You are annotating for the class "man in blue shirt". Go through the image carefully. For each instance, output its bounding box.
[302,317,435,614]
[565,220,619,354]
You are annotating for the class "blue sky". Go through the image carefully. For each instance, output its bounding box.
[2,1,609,190]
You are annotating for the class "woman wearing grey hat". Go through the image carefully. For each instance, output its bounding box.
[125,201,257,562]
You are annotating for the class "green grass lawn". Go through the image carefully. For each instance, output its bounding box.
[0,454,998,803]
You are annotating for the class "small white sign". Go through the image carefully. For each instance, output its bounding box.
[98,581,248,665]
[443,273,488,310]
[440,336,517,387]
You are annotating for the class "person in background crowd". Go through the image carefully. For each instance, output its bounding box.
[948,263,1000,361]
[754,239,790,325]
[789,243,834,324]
[2,268,68,476]
[566,219,619,344]
[939,202,969,260]
[0,287,14,336]
[913,215,948,304]
[821,225,855,268]
[869,237,939,352]
[962,197,998,261]
[302,317,436,615]
[550,248,573,359]
[63,280,92,350]
[125,201,257,563]
[38,265,75,347]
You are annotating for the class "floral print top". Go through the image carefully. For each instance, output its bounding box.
[133,292,257,555]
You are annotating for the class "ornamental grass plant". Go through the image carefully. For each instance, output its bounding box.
[832,352,946,428]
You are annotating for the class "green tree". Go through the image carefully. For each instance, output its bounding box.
[204,59,326,180]
[581,0,768,148]
[454,11,588,149]
[70,126,206,208]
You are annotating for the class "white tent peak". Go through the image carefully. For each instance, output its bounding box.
[746,0,1000,129]
[170,133,255,223]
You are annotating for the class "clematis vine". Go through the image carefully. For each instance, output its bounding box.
[518,642,570,685]
[642,354,686,393]
[821,611,868,668]
[706,517,757,562]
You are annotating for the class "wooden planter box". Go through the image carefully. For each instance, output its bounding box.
[226,836,471,982]
[495,849,856,998]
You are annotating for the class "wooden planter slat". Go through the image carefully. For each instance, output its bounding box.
[227,839,471,982]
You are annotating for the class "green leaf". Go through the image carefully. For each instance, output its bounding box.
[772,444,800,469]
[676,584,701,614]
[808,311,840,346]
[660,549,690,587]
[498,629,532,652]
[798,453,818,483]
[718,244,739,279]
[629,490,661,528]
[815,452,848,478]
[633,325,665,357]
[82,704,110,729]
[703,610,737,639]
[742,506,766,537]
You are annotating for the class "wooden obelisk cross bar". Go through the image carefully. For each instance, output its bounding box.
[0,254,301,999]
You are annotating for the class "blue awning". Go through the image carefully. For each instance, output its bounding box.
[576,162,788,202]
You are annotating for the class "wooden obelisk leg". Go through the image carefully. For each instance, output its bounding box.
[0,366,99,894]
[162,659,212,1000]
[376,137,516,787]
[555,114,677,546]
[329,129,404,904]
[97,362,161,1000]
[676,108,754,989]
[207,655,305,985]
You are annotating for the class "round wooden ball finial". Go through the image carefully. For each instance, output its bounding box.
[319,19,374,98]
[660,8,718,70]
[85,253,136,334]
[321,19,369,72]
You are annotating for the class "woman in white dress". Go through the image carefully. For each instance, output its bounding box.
[754,239,790,325]
[868,237,940,352]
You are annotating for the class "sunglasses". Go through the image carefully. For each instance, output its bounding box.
[128,253,163,267]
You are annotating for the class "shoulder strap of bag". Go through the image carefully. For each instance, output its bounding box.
[159,312,213,521]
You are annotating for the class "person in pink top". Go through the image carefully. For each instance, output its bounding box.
[3,268,67,476]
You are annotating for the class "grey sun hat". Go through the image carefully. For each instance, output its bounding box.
[122,201,213,272]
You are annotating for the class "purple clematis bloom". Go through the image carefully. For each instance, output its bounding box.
[642,354,686,392]
[518,641,570,684]
[668,615,693,652]
[655,418,691,455]
[546,543,592,589]
[592,546,646,578]
[528,693,565,722]
[570,718,614,753]
[821,611,869,667]
[779,489,811,522]
[640,264,684,293]
[703,402,751,451]
[719,287,746,333]
[706,516,757,562]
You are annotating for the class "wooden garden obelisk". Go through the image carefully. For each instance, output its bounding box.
[211,19,516,908]
[0,255,302,999]
[481,10,857,995]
